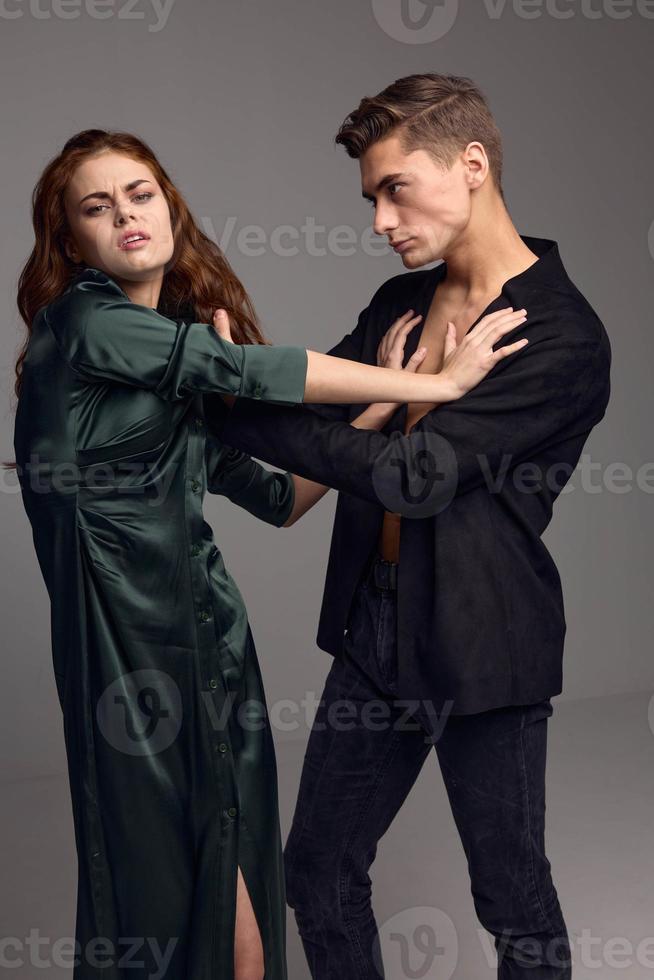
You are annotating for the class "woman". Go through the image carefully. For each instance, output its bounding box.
[7,129,528,980]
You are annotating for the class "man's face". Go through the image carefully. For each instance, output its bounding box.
[359,133,478,268]
[63,150,175,283]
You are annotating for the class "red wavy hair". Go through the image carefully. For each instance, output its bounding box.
[4,128,270,469]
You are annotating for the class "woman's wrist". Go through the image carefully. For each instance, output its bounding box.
[430,373,462,403]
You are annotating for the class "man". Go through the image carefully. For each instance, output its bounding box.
[207,73,611,978]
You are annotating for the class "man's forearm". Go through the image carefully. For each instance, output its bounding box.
[350,402,398,430]
[284,402,398,524]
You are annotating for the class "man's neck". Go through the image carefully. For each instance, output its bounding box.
[440,200,539,304]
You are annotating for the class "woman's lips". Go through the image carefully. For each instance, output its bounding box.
[119,236,150,250]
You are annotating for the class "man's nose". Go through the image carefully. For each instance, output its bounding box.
[373,202,398,237]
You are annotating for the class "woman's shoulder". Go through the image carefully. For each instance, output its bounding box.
[47,267,124,314]
[43,268,133,349]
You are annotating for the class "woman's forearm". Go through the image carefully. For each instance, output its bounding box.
[282,475,329,525]
[304,350,457,405]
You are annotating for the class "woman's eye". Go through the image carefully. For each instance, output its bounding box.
[87,192,153,215]
[388,183,403,196]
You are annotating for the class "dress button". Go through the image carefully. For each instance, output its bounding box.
[190,543,201,557]
[199,609,211,623]
[195,417,204,428]
[217,742,228,753]
[227,807,237,818]
[209,678,218,689]
[190,479,200,492]
[253,383,263,398]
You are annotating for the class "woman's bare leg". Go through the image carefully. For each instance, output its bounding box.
[234,863,265,980]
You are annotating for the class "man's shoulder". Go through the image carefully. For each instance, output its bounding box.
[538,283,610,357]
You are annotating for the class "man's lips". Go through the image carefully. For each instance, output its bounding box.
[391,238,414,253]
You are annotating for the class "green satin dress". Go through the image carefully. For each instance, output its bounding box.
[13,267,308,979]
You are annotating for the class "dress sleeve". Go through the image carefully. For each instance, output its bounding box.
[208,324,611,510]
[204,434,295,527]
[44,275,307,405]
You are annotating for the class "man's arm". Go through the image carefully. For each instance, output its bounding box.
[204,299,380,523]
[257,298,379,523]
[207,326,611,512]
[283,402,399,524]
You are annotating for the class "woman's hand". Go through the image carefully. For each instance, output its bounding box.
[212,309,236,406]
[440,307,528,399]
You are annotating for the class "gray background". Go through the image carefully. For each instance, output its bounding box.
[1,1,653,977]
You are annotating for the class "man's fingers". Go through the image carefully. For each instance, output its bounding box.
[379,311,422,364]
[388,313,422,352]
[387,309,419,343]
[212,308,234,341]
[404,347,427,371]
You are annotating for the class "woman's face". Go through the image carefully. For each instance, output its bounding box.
[63,151,175,284]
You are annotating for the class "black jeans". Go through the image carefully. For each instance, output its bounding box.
[284,552,572,979]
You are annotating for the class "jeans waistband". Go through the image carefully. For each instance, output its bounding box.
[363,552,398,592]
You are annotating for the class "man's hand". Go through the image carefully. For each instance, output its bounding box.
[377,309,426,372]
[212,308,237,407]
[350,309,427,430]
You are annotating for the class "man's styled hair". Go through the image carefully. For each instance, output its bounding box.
[335,73,505,201]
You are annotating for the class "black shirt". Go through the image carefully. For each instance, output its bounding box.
[206,236,612,715]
